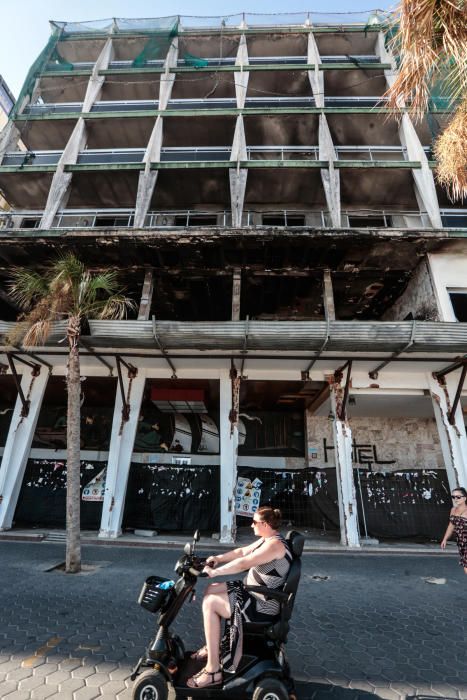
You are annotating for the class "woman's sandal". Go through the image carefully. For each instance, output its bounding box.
[190,644,208,660]
[186,667,222,689]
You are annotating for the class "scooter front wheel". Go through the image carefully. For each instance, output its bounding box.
[252,677,289,700]
[132,670,168,700]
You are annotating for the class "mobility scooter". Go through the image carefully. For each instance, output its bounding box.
[131,529,305,700]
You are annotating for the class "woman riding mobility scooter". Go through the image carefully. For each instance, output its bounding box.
[131,529,305,700]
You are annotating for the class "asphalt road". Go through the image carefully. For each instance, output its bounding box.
[0,541,466,700]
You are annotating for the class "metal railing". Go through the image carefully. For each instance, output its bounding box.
[440,210,467,228]
[325,96,386,107]
[91,100,159,112]
[2,208,453,231]
[321,55,380,64]
[160,147,232,162]
[77,148,145,164]
[24,102,82,115]
[335,146,408,161]
[246,146,319,160]
[341,209,431,228]
[1,151,62,166]
[248,56,307,65]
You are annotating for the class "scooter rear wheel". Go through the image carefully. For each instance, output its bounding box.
[132,670,168,700]
[252,678,289,700]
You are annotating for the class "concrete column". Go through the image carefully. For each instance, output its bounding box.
[323,269,336,320]
[229,116,248,227]
[0,121,21,165]
[307,32,324,107]
[399,115,442,228]
[429,373,467,491]
[99,368,146,538]
[39,118,87,229]
[219,370,238,543]
[0,367,49,530]
[134,116,163,228]
[319,115,341,227]
[82,37,114,112]
[235,34,249,109]
[159,36,178,110]
[231,268,241,320]
[376,32,442,229]
[329,381,360,547]
[138,269,155,320]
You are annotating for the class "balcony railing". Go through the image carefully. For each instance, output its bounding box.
[325,96,386,107]
[77,148,145,164]
[335,146,408,161]
[2,151,62,166]
[246,146,319,160]
[23,102,82,115]
[1,208,446,231]
[321,55,381,64]
[160,147,232,162]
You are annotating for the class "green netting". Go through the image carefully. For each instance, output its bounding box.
[182,53,209,68]
[46,46,74,72]
[132,19,179,67]
[10,27,63,119]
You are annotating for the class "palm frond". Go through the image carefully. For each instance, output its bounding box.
[8,268,48,309]
[434,97,467,202]
[96,294,137,320]
[22,320,52,347]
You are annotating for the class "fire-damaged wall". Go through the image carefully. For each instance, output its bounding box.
[383,258,439,322]
[306,414,444,471]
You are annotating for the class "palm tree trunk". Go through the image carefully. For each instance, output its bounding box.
[66,326,81,573]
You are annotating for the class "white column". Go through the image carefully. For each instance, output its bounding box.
[219,370,238,543]
[82,37,114,112]
[134,116,163,228]
[0,121,21,164]
[307,32,324,108]
[99,368,146,538]
[319,115,341,227]
[159,36,178,110]
[230,115,248,227]
[376,32,442,229]
[329,384,360,547]
[235,34,249,109]
[0,367,49,530]
[429,373,467,490]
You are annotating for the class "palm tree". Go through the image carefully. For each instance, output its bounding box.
[385,0,467,201]
[8,254,135,573]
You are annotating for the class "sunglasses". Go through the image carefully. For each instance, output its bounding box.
[252,519,264,524]
[452,495,465,500]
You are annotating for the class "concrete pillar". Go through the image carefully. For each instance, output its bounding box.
[319,115,341,227]
[99,368,146,538]
[235,34,249,109]
[134,116,163,228]
[399,115,442,228]
[39,118,87,229]
[376,32,442,229]
[0,367,49,530]
[82,37,114,112]
[230,116,248,227]
[307,32,324,108]
[138,269,155,320]
[159,36,178,109]
[0,121,21,165]
[219,370,239,543]
[329,381,360,547]
[323,269,336,321]
[429,374,467,491]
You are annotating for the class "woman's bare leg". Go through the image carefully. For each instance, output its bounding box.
[202,582,230,672]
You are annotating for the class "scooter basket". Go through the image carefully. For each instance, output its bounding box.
[138,576,174,613]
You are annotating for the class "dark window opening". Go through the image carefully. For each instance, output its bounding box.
[262,215,305,226]
[94,216,131,227]
[21,218,40,229]
[174,215,217,226]
[449,292,467,322]
[348,215,386,228]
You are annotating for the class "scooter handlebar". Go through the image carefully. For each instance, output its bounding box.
[188,566,208,577]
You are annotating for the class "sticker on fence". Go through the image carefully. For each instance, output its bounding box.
[82,468,106,502]
[235,476,262,517]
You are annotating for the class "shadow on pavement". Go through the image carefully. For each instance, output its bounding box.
[295,681,374,698]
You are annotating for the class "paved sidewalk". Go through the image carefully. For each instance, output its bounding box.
[0,541,466,700]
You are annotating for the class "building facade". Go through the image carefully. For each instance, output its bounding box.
[0,13,466,545]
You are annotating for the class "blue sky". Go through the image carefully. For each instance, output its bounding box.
[0,0,393,98]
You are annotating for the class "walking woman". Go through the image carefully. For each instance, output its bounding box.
[441,487,467,574]
[187,505,292,689]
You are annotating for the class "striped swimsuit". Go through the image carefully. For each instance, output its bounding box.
[221,534,292,672]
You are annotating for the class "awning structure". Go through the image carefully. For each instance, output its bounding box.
[85,319,467,353]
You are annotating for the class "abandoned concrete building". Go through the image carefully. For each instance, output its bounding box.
[0,12,466,545]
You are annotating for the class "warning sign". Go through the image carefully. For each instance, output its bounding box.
[235,477,262,517]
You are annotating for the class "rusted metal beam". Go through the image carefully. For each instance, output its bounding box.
[6,352,40,417]
[151,315,177,378]
[79,338,113,374]
[448,362,467,426]
[115,355,137,422]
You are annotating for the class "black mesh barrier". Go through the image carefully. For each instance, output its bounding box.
[236,467,339,531]
[123,463,220,532]
[355,469,451,540]
[14,459,105,529]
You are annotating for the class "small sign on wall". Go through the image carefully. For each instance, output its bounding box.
[82,468,106,502]
[235,477,262,517]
